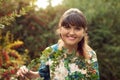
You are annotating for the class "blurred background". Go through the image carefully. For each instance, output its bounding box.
[0,0,120,80]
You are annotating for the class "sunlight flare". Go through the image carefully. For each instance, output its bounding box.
[35,0,63,9]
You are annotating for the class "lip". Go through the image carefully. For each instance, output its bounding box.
[67,36,76,40]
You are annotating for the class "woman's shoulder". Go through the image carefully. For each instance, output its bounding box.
[86,45,97,57]
[86,45,98,62]
[86,45,93,51]
[51,44,58,49]
[86,45,96,53]
[45,44,58,52]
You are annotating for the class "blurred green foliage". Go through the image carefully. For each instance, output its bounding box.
[0,0,120,80]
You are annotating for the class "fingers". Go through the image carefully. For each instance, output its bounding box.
[16,66,29,78]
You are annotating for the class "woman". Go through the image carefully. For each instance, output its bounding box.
[17,8,99,80]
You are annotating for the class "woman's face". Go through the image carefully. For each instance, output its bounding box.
[60,25,85,46]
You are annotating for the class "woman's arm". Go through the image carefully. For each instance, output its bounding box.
[88,50,100,80]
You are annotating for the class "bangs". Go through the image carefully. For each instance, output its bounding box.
[61,13,86,28]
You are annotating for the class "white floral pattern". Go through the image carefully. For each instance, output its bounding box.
[39,44,99,80]
[48,50,99,80]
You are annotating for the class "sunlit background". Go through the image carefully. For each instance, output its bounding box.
[34,0,63,9]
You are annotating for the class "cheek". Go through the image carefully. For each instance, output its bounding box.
[60,28,67,35]
[77,32,85,38]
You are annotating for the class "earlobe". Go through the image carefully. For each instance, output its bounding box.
[84,27,87,33]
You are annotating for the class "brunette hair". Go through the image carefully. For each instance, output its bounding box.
[58,8,88,57]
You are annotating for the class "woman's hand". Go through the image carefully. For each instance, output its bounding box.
[16,65,40,79]
[16,66,29,78]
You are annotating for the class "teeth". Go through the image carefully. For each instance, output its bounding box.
[68,36,75,40]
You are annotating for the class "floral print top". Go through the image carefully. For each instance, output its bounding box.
[39,44,99,80]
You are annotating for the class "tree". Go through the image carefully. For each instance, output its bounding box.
[0,0,30,79]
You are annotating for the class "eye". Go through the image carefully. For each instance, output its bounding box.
[63,25,70,29]
[75,27,82,30]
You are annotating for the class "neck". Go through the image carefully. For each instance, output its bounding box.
[58,40,77,54]
[64,44,77,53]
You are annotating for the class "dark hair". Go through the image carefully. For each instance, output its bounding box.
[58,8,88,56]
[61,10,87,29]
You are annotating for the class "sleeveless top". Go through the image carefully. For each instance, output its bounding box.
[38,44,99,80]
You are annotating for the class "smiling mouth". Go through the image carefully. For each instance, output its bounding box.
[67,36,76,40]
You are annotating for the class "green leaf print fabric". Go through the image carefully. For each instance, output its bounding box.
[39,44,99,80]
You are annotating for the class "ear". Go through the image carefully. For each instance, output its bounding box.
[83,28,87,36]
[83,28,87,34]
[85,27,87,32]
[56,28,61,35]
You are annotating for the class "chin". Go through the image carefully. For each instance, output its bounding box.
[66,42,77,46]
[63,39,78,46]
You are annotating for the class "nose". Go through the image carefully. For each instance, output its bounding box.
[69,28,75,35]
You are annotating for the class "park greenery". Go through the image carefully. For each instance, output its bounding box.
[0,0,120,80]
